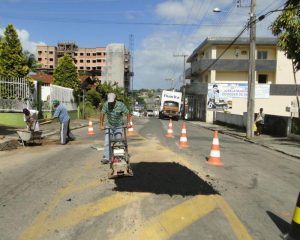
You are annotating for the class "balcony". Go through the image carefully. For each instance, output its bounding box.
[188,59,277,76]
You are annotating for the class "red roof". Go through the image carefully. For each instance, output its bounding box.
[31,74,53,84]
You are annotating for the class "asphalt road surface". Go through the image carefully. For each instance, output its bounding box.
[0,117,299,240]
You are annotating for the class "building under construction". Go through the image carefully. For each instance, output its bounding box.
[36,42,131,91]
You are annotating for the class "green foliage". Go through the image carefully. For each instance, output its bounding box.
[53,53,81,92]
[95,81,132,111]
[271,0,300,70]
[24,50,41,73]
[0,24,29,78]
[86,88,101,108]
[79,101,99,118]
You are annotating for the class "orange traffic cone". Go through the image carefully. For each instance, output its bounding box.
[88,120,95,135]
[165,119,174,138]
[127,117,135,136]
[179,121,189,148]
[207,131,223,166]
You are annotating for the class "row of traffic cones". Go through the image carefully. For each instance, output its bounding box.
[87,118,136,136]
[165,119,223,166]
[165,120,189,148]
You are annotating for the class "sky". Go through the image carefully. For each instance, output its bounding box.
[0,0,286,89]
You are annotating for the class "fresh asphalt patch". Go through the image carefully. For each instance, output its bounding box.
[113,162,219,197]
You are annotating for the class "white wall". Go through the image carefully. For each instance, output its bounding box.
[276,50,300,84]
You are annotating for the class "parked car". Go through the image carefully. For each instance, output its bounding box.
[146,109,154,117]
[132,111,140,117]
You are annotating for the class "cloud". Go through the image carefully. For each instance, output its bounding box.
[0,27,45,55]
[134,0,285,89]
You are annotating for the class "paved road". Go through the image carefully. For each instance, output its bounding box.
[0,117,299,240]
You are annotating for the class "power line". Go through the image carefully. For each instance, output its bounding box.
[0,14,243,27]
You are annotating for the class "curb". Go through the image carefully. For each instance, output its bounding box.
[191,122,300,160]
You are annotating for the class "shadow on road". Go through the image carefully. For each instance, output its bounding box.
[0,125,18,136]
[266,211,290,234]
[113,162,219,197]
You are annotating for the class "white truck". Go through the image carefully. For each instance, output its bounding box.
[159,90,182,121]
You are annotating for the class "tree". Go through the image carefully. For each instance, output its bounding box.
[271,0,300,70]
[53,53,81,93]
[96,81,132,111]
[24,50,41,73]
[0,24,29,78]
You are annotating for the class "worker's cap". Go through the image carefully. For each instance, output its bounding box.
[107,93,116,103]
[22,108,30,115]
[52,99,60,106]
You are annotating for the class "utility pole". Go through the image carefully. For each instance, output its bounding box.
[174,54,188,119]
[246,0,256,138]
[129,34,134,110]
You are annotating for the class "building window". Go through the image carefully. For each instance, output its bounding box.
[49,65,53,69]
[93,53,96,56]
[74,60,77,64]
[97,59,102,62]
[241,50,247,55]
[97,52,102,56]
[92,67,96,70]
[49,58,53,61]
[38,51,42,54]
[74,53,77,56]
[38,58,42,61]
[87,60,90,63]
[87,53,90,56]
[80,66,84,70]
[93,60,96,63]
[80,60,84,63]
[49,51,53,54]
[86,67,90,70]
[80,53,84,56]
[258,74,268,84]
[258,51,268,60]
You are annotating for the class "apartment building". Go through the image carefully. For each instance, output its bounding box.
[36,42,131,91]
[185,37,300,123]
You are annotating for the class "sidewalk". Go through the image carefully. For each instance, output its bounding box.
[190,121,300,160]
[0,119,95,151]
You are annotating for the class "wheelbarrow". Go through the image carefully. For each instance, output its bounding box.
[16,129,43,147]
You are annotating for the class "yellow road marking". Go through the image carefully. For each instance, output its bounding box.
[19,159,96,240]
[112,195,216,240]
[42,192,150,237]
[214,195,253,240]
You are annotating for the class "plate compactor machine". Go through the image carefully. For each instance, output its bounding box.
[106,126,133,179]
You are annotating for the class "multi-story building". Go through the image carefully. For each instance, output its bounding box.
[36,42,131,91]
[185,37,300,126]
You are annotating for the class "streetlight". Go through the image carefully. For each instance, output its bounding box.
[212,8,222,13]
[213,0,256,138]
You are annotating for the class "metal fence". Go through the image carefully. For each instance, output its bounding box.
[0,77,33,112]
[42,84,77,111]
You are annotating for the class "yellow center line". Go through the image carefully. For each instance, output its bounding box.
[42,192,150,237]
[112,195,217,240]
[18,159,96,240]
[213,195,253,240]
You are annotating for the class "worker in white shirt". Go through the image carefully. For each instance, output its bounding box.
[22,108,40,132]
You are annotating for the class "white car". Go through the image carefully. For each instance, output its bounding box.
[146,110,154,117]
[132,111,140,117]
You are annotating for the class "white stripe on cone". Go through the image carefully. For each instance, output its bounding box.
[210,150,221,157]
[212,138,219,145]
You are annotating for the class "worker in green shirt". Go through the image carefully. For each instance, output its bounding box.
[100,93,131,164]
